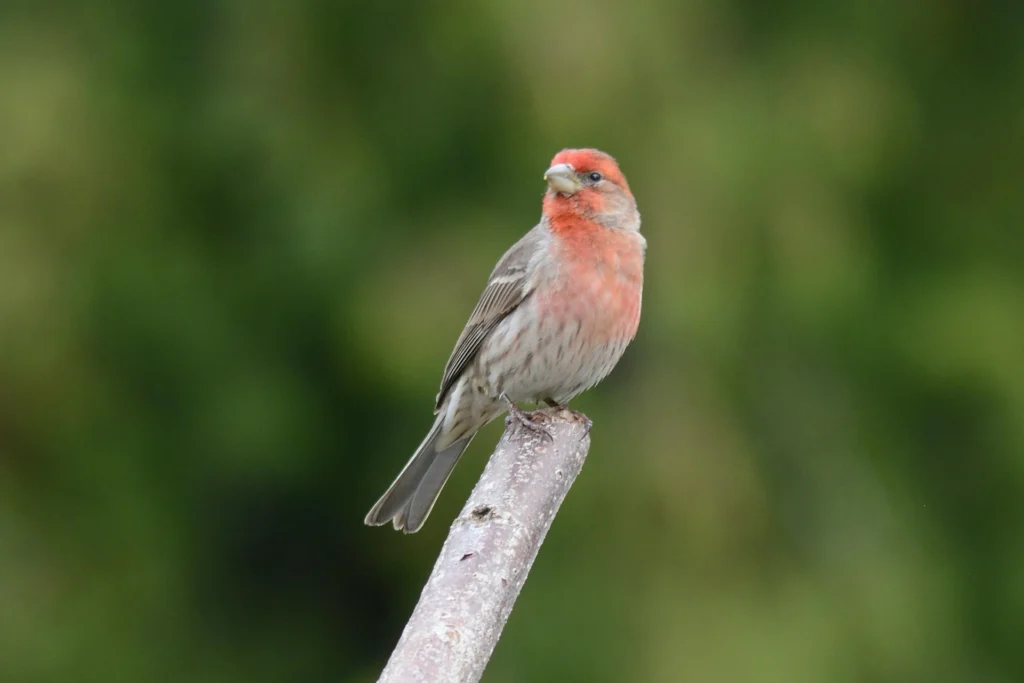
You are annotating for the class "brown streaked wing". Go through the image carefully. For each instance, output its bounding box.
[434,226,545,411]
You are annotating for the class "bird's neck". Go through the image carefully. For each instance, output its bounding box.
[543,192,639,233]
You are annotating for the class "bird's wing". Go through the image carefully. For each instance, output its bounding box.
[435,225,547,411]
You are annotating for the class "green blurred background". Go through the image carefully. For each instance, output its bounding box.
[2,1,1023,681]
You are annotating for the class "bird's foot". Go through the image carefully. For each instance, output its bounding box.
[542,398,568,411]
[501,392,554,442]
[541,398,591,438]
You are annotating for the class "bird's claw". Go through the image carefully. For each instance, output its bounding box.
[501,392,554,443]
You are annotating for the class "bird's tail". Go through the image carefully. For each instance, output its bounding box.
[364,416,474,533]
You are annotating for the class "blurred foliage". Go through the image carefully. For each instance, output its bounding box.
[1,0,1023,681]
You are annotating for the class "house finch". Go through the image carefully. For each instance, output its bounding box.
[365,148,645,533]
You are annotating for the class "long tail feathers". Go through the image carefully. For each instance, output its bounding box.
[364,419,474,533]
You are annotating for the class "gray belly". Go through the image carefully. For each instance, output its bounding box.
[478,308,630,405]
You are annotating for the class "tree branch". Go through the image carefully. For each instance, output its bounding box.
[376,407,592,683]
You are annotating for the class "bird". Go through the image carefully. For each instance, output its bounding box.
[364,148,645,533]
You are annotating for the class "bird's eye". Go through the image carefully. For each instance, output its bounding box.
[588,171,602,183]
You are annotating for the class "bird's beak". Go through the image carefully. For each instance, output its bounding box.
[544,163,580,195]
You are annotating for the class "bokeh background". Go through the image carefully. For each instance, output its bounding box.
[2,1,1023,681]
